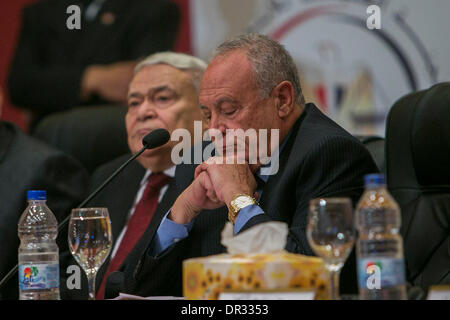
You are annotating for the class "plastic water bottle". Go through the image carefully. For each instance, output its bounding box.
[18,190,60,300]
[355,174,407,300]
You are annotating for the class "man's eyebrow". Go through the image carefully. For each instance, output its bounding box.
[200,105,210,111]
[214,97,238,108]
[127,92,143,99]
[127,85,175,99]
[148,85,175,95]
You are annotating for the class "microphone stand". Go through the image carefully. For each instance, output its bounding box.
[0,146,148,290]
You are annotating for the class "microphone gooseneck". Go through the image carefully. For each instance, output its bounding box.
[0,129,170,291]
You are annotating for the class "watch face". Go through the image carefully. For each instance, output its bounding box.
[234,195,254,208]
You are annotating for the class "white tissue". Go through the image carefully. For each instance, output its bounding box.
[220,221,289,254]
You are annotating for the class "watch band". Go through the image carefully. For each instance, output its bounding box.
[228,194,257,224]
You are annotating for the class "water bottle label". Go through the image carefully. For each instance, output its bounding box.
[357,257,405,289]
[18,264,59,290]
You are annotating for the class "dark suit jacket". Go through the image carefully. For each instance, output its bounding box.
[0,122,88,300]
[8,0,179,121]
[60,154,179,299]
[109,103,380,298]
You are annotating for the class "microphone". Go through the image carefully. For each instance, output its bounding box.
[142,128,170,149]
[0,129,170,290]
[62,128,171,231]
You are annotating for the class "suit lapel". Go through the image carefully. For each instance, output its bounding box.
[95,159,145,288]
[110,160,145,241]
[259,112,305,217]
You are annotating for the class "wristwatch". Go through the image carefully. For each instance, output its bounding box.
[228,194,257,224]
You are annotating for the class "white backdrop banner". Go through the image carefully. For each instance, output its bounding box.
[191,0,450,136]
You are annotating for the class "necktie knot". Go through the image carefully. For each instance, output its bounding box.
[143,172,171,198]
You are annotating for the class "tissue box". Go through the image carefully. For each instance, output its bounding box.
[182,252,329,300]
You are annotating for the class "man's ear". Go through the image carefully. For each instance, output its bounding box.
[272,81,295,118]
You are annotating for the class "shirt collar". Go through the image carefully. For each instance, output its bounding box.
[140,166,176,187]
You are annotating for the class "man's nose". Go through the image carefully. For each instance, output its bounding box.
[137,98,157,120]
[209,114,226,134]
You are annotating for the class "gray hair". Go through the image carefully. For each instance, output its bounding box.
[213,33,305,106]
[134,51,208,93]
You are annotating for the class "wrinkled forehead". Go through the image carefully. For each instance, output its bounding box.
[200,51,257,100]
[129,64,192,93]
[203,52,254,86]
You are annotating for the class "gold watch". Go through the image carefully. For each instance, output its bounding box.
[228,194,257,224]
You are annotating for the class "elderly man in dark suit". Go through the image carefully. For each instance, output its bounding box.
[60,52,207,300]
[0,88,88,300]
[106,33,379,299]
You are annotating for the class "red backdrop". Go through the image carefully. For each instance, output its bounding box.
[0,0,191,133]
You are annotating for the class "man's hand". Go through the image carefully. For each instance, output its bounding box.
[81,61,136,103]
[194,156,257,206]
[169,157,258,224]
[169,171,224,224]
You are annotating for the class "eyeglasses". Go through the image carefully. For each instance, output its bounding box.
[127,87,179,112]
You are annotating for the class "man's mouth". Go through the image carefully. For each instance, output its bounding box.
[136,128,153,140]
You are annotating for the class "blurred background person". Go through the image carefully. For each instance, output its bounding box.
[7,0,180,130]
[0,86,88,299]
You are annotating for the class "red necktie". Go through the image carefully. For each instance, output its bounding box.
[96,172,171,299]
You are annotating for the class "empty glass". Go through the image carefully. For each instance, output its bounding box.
[307,198,355,300]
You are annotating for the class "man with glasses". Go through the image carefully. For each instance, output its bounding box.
[60,52,207,300]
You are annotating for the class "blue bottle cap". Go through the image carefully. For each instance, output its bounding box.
[364,174,386,187]
[27,190,47,200]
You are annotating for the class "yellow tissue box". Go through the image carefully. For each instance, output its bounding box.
[182,252,329,300]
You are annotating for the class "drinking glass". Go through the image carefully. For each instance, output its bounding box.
[307,198,355,300]
[68,208,112,300]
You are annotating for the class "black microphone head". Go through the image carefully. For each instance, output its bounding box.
[142,128,170,149]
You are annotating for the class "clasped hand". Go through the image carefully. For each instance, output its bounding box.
[169,156,258,224]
